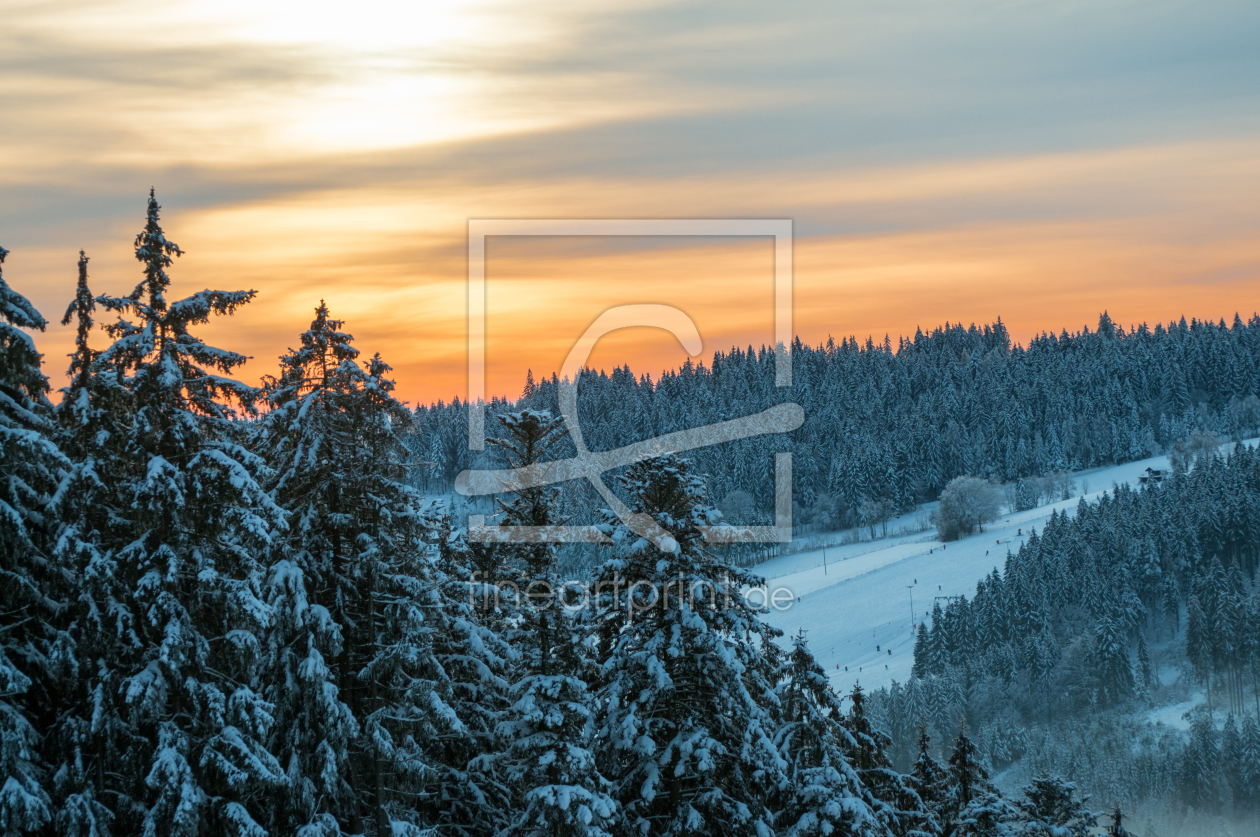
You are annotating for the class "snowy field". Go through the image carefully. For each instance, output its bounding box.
[757,441,1258,698]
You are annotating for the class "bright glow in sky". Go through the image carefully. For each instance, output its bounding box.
[3,0,1259,405]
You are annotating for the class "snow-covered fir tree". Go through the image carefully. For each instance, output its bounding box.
[0,244,62,835]
[907,722,948,836]
[1180,711,1223,815]
[485,409,617,837]
[1091,613,1134,706]
[258,301,511,836]
[773,633,887,837]
[1236,715,1260,828]
[843,683,933,837]
[255,301,369,834]
[89,191,287,837]
[1103,806,1132,837]
[46,249,136,837]
[1013,774,1095,837]
[590,453,784,836]
[1135,631,1154,703]
[951,795,1021,837]
[944,723,994,832]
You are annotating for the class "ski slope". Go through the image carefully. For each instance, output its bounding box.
[756,442,1256,698]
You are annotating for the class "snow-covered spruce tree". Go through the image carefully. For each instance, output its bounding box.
[422,501,516,836]
[58,252,101,443]
[259,303,511,836]
[1090,614,1134,706]
[1223,714,1243,807]
[773,633,887,837]
[1013,775,1095,837]
[0,244,62,835]
[1103,807,1131,837]
[951,793,1020,837]
[53,249,136,482]
[255,302,365,834]
[943,733,1018,837]
[55,250,132,451]
[1236,716,1260,829]
[484,409,617,837]
[943,723,995,834]
[1179,710,1223,814]
[46,250,141,837]
[91,191,287,837]
[907,722,948,834]
[590,453,784,836]
[318,352,464,837]
[842,683,933,837]
[911,625,930,680]
[1134,631,1153,703]
[486,410,569,595]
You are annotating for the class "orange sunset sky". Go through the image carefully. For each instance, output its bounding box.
[3,0,1259,406]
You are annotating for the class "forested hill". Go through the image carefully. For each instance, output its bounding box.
[8,193,1260,836]
[870,440,1260,829]
[414,314,1260,528]
[2,201,1151,837]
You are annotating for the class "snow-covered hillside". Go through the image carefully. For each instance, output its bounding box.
[758,441,1257,697]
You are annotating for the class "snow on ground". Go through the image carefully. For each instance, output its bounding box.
[1145,694,1204,732]
[1141,691,1249,733]
[755,441,1257,698]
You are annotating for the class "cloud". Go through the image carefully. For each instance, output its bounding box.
[3,0,1260,404]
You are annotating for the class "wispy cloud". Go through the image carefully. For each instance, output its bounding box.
[3,0,1259,403]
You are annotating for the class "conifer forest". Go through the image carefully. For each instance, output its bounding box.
[6,193,1260,837]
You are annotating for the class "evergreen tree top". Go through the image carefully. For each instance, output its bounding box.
[0,245,47,332]
[605,452,723,557]
[947,721,990,807]
[1107,806,1131,837]
[129,188,184,310]
[0,244,51,408]
[60,251,97,390]
[269,300,359,398]
[782,631,846,724]
[96,192,258,419]
[1018,773,1097,836]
